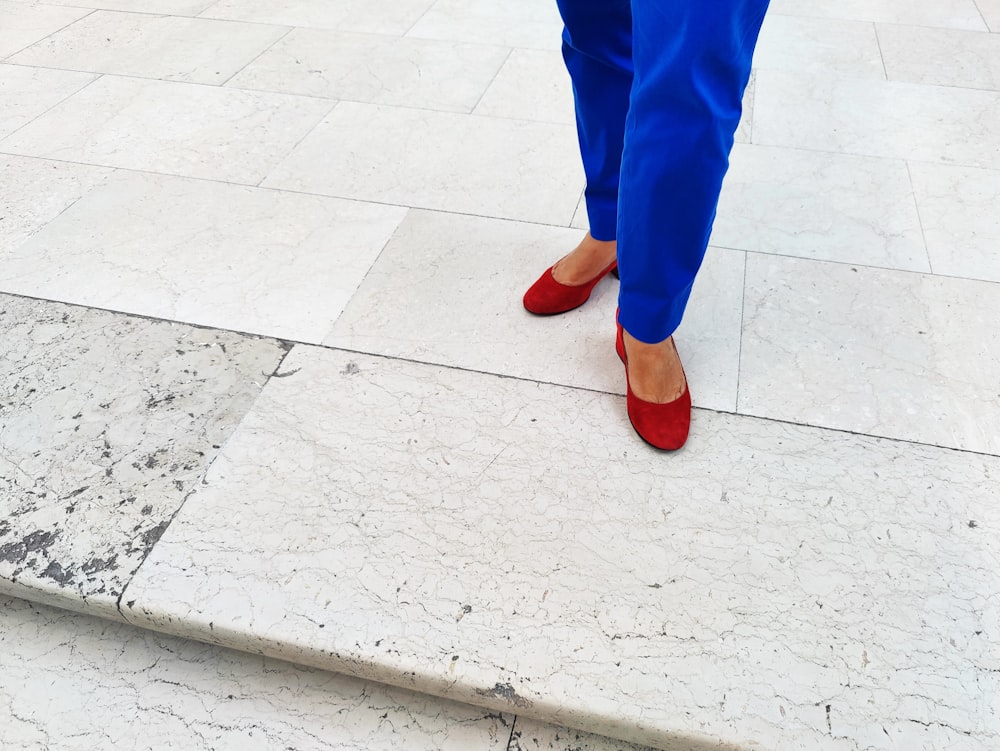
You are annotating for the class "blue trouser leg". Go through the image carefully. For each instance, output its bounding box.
[558,0,769,343]
[555,0,633,242]
[618,1,769,343]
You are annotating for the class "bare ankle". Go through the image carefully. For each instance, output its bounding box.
[552,232,617,285]
[622,332,687,403]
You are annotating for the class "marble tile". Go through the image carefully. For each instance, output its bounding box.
[0,171,406,341]
[9,10,289,85]
[407,0,563,50]
[978,0,1000,31]
[0,154,113,253]
[767,0,988,30]
[227,28,508,113]
[569,193,587,231]
[324,210,744,413]
[1,75,334,184]
[510,720,654,751]
[121,345,1000,750]
[199,0,436,36]
[877,24,1000,91]
[263,102,583,226]
[0,597,514,750]
[0,1,90,59]
[752,69,1000,170]
[711,144,929,272]
[0,295,288,618]
[908,161,1000,282]
[739,254,1000,453]
[734,70,755,144]
[753,14,885,79]
[474,48,574,124]
[44,0,217,14]
[0,63,95,140]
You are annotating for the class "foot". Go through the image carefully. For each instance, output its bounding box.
[622,331,687,403]
[551,232,617,286]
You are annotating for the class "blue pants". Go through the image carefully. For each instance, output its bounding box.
[557,0,769,343]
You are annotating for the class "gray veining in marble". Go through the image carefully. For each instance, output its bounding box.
[0,596,514,750]
[509,719,656,751]
[0,295,287,618]
[3,1,1000,748]
[120,345,1000,751]
[738,253,1000,453]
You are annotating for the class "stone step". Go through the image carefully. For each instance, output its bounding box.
[2,294,997,751]
[0,595,646,751]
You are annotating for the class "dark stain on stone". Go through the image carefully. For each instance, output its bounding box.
[143,449,171,470]
[968,520,978,528]
[341,362,360,376]
[0,529,59,565]
[146,393,177,409]
[140,505,153,516]
[140,521,170,550]
[42,560,76,585]
[81,554,119,575]
[475,682,532,709]
[62,486,89,500]
[11,501,39,517]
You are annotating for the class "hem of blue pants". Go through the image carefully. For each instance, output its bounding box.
[585,194,618,242]
[618,283,694,344]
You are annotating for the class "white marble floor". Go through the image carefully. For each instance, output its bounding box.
[0,595,646,751]
[2,1,1000,750]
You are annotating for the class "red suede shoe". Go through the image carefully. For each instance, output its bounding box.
[523,260,618,315]
[616,321,691,451]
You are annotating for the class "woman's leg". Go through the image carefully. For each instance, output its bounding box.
[556,0,633,243]
[549,0,633,284]
[617,0,769,345]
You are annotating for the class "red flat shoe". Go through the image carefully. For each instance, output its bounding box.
[616,321,691,451]
[523,260,618,315]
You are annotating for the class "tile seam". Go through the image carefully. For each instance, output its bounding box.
[114,340,297,620]
[0,68,101,146]
[0,6,98,62]
[218,23,295,89]
[2,295,996,461]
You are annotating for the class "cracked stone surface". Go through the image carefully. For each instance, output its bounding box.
[120,345,1000,751]
[0,595,515,750]
[0,294,288,618]
[508,719,660,751]
[1,595,664,751]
